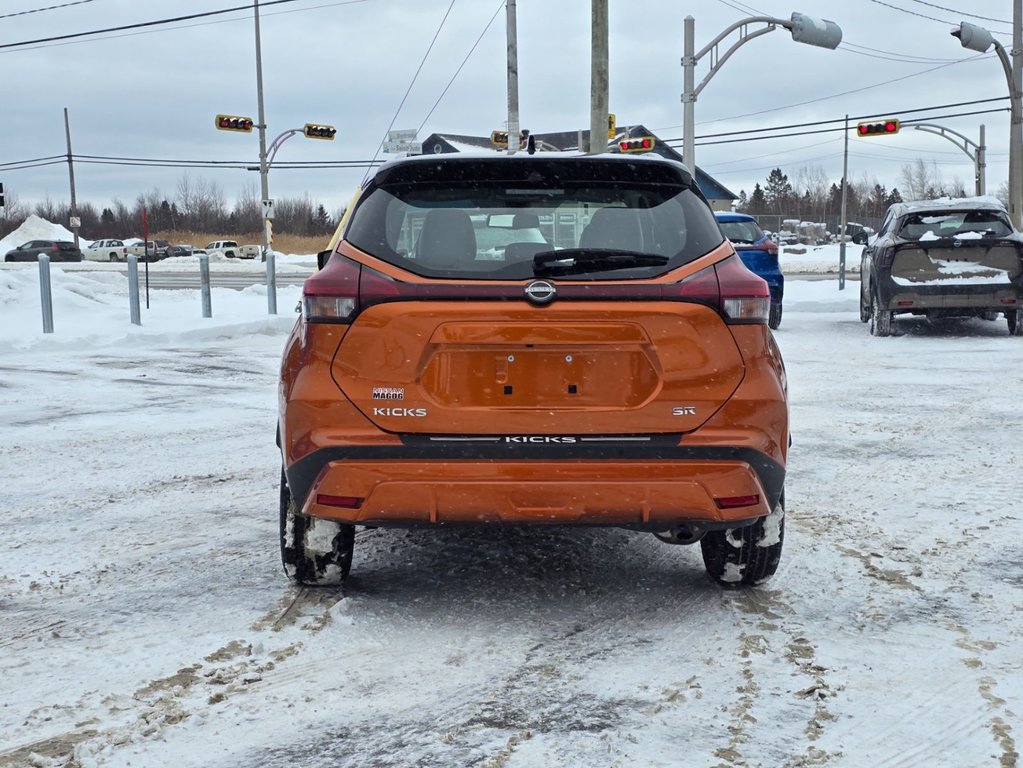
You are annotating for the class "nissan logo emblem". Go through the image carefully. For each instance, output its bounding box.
[524,280,557,305]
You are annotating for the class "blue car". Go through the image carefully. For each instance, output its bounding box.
[715,212,784,329]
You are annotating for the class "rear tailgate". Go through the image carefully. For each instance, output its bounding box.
[890,239,1022,286]
[332,301,745,435]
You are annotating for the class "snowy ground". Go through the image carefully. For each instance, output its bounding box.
[1,253,1021,768]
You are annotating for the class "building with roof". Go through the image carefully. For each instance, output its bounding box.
[418,125,738,211]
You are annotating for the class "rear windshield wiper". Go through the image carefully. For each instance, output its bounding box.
[532,248,669,275]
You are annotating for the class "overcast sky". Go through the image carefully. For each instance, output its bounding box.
[1,0,1017,218]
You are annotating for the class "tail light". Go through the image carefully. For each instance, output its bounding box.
[302,255,403,323]
[671,254,770,324]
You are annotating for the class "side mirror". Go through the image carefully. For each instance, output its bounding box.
[316,249,332,270]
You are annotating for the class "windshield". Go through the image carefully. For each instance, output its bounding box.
[897,210,1013,240]
[345,175,724,280]
[718,219,765,245]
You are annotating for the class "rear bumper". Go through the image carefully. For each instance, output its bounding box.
[878,278,1020,313]
[286,441,784,530]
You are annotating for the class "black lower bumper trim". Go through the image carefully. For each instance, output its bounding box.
[283,437,786,518]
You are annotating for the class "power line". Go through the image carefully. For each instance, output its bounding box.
[868,0,957,25]
[654,52,993,133]
[684,97,1007,142]
[684,107,1010,148]
[0,0,96,19]
[905,0,1010,25]
[0,0,308,50]
[417,0,504,135]
[366,0,456,174]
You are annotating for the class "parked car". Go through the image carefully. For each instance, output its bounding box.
[164,244,203,259]
[843,222,874,245]
[860,197,1023,336]
[84,239,128,262]
[715,211,784,329]
[278,152,789,588]
[4,240,83,263]
[125,239,170,261]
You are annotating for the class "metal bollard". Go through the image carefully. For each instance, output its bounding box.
[266,249,277,315]
[128,255,141,325]
[38,254,54,334]
[199,253,212,318]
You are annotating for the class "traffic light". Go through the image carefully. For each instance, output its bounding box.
[303,123,336,140]
[215,114,254,132]
[0,182,4,209]
[618,136,655,153]
[856,119,900,137]
[491,129,529,147]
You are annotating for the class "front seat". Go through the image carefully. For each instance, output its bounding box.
[416,210,477,269]
[579,207,643,252]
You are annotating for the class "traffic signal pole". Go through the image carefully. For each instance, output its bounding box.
[253,0,276,315]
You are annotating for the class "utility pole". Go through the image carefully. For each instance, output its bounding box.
[589,0,608,154]
[1013,0,1021,225]
[839,114,849,291]
[64,108,80,248]
[253,0,276,314]
[506,0,520,155]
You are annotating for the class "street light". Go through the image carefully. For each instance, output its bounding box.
[911,123,986,195]
[951,11,1022,228]
[682,12,841,173]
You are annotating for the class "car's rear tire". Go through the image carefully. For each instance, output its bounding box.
[768,302,783,330]
[701,495,784,587]
[280,468,355,586]
[1008,309,1023,336]
[870,291,893,337]
[108,253,117,262]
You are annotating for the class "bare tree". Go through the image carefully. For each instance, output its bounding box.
[794,164,829,221]
[899,158,948,201]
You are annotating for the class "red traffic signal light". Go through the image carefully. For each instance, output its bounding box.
[618,136,654,153]
[303,123,336,140]
[856,119,900,137]
[215,114,254,133]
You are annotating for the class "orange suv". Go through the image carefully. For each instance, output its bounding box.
[278,153,788,587]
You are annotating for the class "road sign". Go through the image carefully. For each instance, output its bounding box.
[382,140,423,155]
[387,129,417,142]
[262,199,275,220]
[69,216,81,228]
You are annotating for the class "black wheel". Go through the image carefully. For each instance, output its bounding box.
[870,291,893,337]
[1009,309,1023,336]
[108,253,117,262]
[280,468,355,585]
[768,302,783,330]
[701,495,784,586]
[859,285,871,323]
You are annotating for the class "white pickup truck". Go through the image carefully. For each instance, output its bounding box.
[204,240,261,259]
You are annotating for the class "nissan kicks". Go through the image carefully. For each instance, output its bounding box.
[277,152,789,587]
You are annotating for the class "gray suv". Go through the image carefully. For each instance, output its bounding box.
[860,198,1023,336]
[4,240,83,263]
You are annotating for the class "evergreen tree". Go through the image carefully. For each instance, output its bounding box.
[747,183,767,215]
[764,168,794,214]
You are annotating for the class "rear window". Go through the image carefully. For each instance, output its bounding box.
[718,219,766,245]
[345,159,724,280]
[897,210,1013,240]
